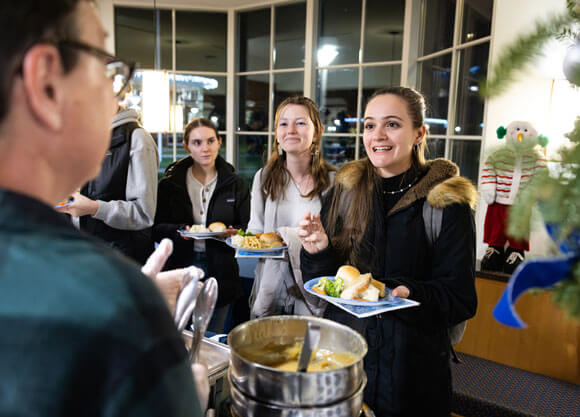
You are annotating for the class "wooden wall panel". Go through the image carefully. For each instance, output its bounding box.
[455,277,580,385]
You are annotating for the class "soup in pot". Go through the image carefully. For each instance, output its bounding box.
[237,341,358,372]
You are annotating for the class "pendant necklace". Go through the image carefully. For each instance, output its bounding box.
[383,177,417,195]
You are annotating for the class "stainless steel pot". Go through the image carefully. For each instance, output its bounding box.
[228,316,367,407]
[229,370,366,417]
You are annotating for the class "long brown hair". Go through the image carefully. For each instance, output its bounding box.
[261,96,335,200]
[326,87,429,264]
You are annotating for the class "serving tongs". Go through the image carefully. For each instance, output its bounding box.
[296,322,321,372]
[174,267,203,332]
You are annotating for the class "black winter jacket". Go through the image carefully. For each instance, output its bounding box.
[301,158,478,417]
[153,156,250,308]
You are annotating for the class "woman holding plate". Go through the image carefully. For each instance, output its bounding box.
[153,118,250,333]
[247,96,335,318]
[299,87,478,416]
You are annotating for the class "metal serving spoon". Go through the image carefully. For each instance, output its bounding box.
[296,322,321,372]
[174,268,201,332]
[189,277,219,363]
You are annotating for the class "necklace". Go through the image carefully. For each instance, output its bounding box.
[382,177,417,195]
[291,174,310,194]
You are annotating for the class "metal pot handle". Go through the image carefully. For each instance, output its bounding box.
[361,403,376,417]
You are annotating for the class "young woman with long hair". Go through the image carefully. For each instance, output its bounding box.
[153,118,250,333]
[248,96,335,317]
[299,87,478,416]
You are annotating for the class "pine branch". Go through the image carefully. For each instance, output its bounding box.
[480,13,575,98]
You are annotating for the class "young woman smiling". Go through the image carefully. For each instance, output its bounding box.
[299,87,478,416]
[153,118,250,333]
[247,96,335,318]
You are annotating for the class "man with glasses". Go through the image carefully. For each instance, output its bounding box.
[0,1,205,415]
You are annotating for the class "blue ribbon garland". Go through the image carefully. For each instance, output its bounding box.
[493,225,579,328]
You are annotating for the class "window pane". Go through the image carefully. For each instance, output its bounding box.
[449,139,480,184]
[171,74,226,131]
[236,134,269,186]
[462,0,493,43]
[361,65,402,131]
[317,68,358,133]
[420,0,455,56]
[318,0,362,66]
[419,53,452,135]
[238,74,269,131]
[426,138,446,160]
[454,43,489,136]
[175,11,226,72]
[273,72,304,125]
[115,7,172,69]
[364,0,404,62]
[238,9,271,72]
[322,136,356,167]
[274,3,306,69]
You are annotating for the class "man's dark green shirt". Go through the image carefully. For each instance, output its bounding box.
[0,190,202,416]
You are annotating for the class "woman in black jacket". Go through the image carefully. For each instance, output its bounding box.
[153,118,250,334]
[299,87,478,416]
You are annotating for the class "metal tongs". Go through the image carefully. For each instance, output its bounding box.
[174,267,203,332]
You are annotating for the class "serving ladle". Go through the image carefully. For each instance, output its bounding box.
[296,322,321,372]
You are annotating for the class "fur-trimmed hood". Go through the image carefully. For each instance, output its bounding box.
[336,158,478,214]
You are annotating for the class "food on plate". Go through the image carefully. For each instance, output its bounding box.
[259,232,284,247]
[208,221,226,232]
[312,265,386,302]
[231,230,286,249]
[188,224,209,233]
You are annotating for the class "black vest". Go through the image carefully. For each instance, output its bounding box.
[80,121,152,264]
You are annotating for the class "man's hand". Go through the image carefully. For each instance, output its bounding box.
[56,192,99,217]
[297,212,329,254]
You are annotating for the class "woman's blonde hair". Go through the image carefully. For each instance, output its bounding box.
[261,96,334,200]
[326,87,429,264]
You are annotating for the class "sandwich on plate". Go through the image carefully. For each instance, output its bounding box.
[313,265,386,302]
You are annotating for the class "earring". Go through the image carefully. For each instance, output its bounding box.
[413,143,419,152]
[278,143,284,155]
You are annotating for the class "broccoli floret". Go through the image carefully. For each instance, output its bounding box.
[324,277,343,298]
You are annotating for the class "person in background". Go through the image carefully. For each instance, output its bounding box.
[248,96,335,318]
[59,92,159,265]
[0,1,206,415]
[154,117,250,334]
[299,87,478,416]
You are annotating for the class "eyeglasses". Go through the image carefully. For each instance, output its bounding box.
[57,40,135,97]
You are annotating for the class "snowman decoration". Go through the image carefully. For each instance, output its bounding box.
[480,121,548,274]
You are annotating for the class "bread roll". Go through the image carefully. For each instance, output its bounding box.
[208,222,226,232]
[336,265,361,288]
[259,232,283,247]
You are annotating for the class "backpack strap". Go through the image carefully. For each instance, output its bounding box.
[422,199,466,360]
[422,199,443,246]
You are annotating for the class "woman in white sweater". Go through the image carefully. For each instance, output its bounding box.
[248,96,335,317]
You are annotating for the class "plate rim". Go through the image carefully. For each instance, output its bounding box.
[225,236,287,253]
[178,229,226,237]
[304,276,393,306]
